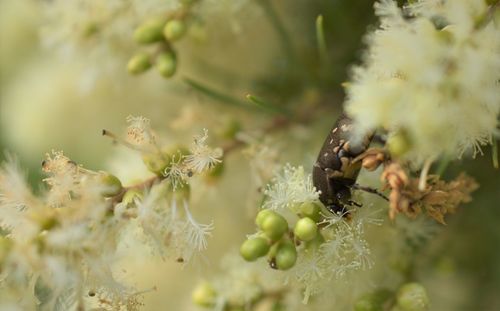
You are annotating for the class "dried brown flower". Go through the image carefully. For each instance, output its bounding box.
[353,147,387,171]
[381,162,478,224]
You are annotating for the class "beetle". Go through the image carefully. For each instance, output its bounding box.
[312,113,387,214]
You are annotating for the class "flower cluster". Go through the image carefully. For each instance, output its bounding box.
[239,164,382,303]
[345,0,500,164]
[381,163,478,223]
[0,151,139,310]
[0,116,222,309]
[40,0,180,84]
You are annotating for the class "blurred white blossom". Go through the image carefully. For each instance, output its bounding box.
[346,0,500,163]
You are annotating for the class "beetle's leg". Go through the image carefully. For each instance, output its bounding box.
[350,183,389,201]
[324,167,343,179]
[347,200,362,207]
[314,162,343,179]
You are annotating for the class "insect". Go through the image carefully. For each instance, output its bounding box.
[312,113,387,214]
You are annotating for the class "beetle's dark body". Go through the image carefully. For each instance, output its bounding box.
[313,113,373,214]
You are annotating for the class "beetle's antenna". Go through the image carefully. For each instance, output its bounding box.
[350,184,389,201]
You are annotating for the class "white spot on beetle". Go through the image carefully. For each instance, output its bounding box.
[341,124,353,132]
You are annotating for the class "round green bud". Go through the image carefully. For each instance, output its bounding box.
[142,152,169,175]
[354,289,393,311]
[255,209,274,228]
[299,202,321,222]
[142,145,188,176]
[127,53,152,75]
[260,212,288,241]
[99,173,123,197]
[39,216,59,231]
[163,19,186,42]
[388,129,412,158]
[397,283,429,311]
[133,18,166,44]
[294,217,318,242]
[305,231,325,250]
[216,119,242,140]
[240,237,270,262]
[192,281,217,308]
[156,52,177,78]
[81,22,99,38]
[122,189,143,205]
[275,240,297,270]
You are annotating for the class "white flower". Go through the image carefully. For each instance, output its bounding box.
[184,129,223,174]
[163,152,188,190]
[263,164,320,211]
[0,154,36,211]
[182,200,214,252]
[345,0,500,163]
[126,115,155,146]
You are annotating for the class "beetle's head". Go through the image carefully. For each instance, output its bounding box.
[326,187,352,215]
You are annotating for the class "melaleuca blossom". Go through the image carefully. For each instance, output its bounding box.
[0,152,141,310]
[263,164,320,212]
[40,0,180,75]
[345,0,500,163]
[242,164,382,303]
[105,116,220,261]
[0,115,222,309]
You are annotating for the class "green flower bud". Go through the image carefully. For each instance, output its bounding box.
[240,237,270,261]
[156,52,177,78]
[255,209,274,228]
[275,240,297,270]
[127,53,152,75]
[305,231,325,250]
[388,129,412,157]
[397,283,429,311]
[81,22,99,38]
[99,173,123,197]
[122,189,143,205]
[192,281,217,308]
[299,202,321,221]
[260,211,288,241]
[163,19,186,42]
[354,289,393,311]
[142,145,188,175]
[142,153,169,175]
[293,217,318,242]
[133,18,166,44]
[216,119,242,140]
[39,216,59,231]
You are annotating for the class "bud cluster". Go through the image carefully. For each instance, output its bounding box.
[127,0,201,78]
[240,202,322,271]
[354,282,429,311]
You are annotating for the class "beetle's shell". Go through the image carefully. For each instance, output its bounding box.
[313,113,372,209]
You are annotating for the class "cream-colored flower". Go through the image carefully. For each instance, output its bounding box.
[345,0,500,164]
